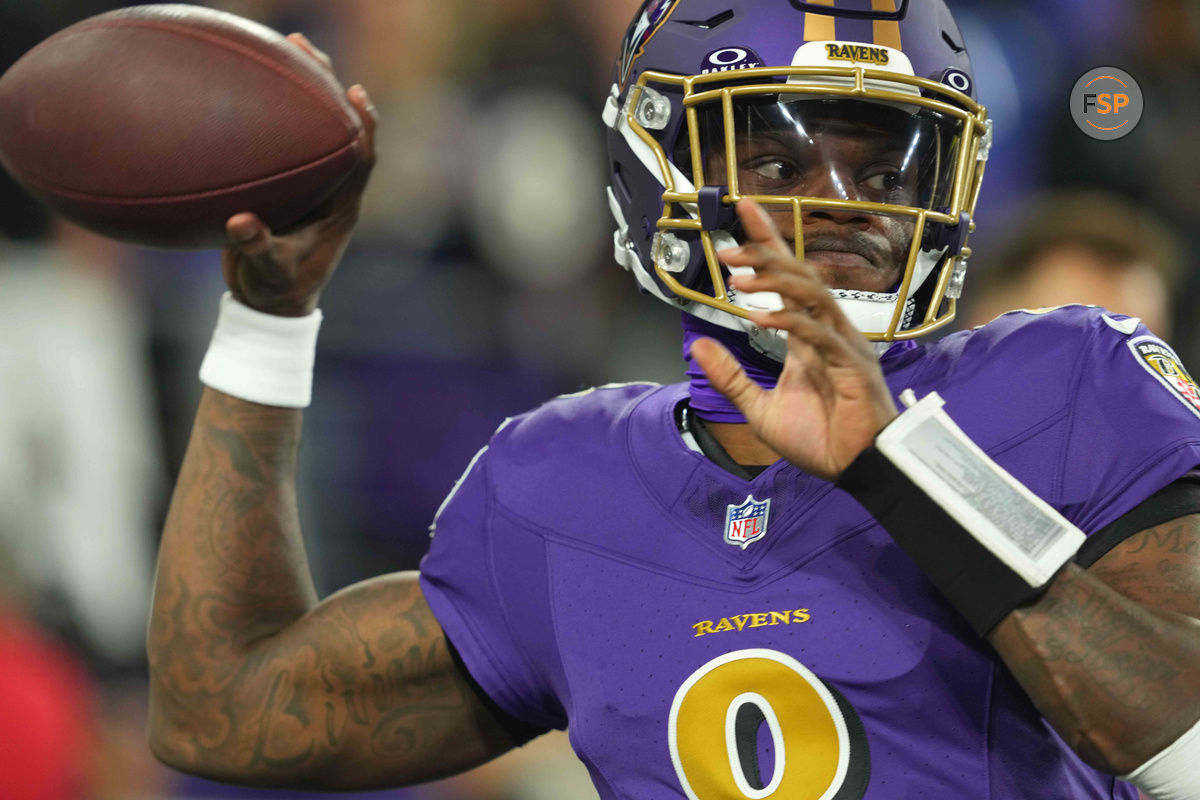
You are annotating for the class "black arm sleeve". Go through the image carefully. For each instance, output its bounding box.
[836,445,1049,636]
[444,633,550,747]
[1074,471,1200,568]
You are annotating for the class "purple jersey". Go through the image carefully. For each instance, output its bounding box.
[420,306,1200,799]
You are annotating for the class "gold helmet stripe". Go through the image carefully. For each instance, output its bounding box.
[804,0,836,41]
[872,0,903,49]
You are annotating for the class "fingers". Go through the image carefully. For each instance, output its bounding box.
[347,84,378,167]
[720,199,803,278]
[719,199,864,341]
[732,269,858,336]
[737,268,871,360]
[734,198,791,258]
[283,83,377,235]
[284,32,373,153]
[689,337,767,422]
[747,307,858,363]
[720,200,817,293]
[287,32,333,72]
[723,246,850,333]
[225,212,271,255]
[307,83,377,228]
[284,32,376,165]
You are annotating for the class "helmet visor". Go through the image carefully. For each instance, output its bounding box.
[681,94,967,300]
[695,95,962,217]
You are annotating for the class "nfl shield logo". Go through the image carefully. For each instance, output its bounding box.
[724,495,771,550]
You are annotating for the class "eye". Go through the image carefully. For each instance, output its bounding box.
[746,158,798,183]
[863,170,902,193]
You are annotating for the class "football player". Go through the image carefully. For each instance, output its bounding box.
[147,5,1200,799]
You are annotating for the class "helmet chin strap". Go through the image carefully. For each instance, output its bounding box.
[830,245,946,354]
[710,229,792,362]
[723,242,947,362]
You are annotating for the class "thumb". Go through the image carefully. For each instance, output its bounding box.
[690,337,766,422]
[225,212,271,257]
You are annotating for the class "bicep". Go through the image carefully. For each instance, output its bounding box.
[238,571,516,789]
[1087,513,1200,620]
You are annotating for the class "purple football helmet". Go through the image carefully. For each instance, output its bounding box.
[604,0,992,356]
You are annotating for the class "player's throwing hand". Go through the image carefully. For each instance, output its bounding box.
[690,199,899,481]
[221,33,378,318]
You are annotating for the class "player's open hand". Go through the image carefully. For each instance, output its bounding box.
[690,199,899,481]
[221,33,377,317]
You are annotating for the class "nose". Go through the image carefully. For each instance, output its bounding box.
[804,205,873,228]
[799,166,872,228]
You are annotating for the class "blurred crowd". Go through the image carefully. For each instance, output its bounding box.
[0,0,1196,798]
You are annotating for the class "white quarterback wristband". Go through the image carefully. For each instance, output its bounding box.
[877,390,1086,587]
[1122,717,1200,799]
[199,292,323,408]
[837,389,1086,635]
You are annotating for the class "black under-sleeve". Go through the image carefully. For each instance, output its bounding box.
[444,633,550,747]
[1075,471,1200,568]
[678,402,771,479]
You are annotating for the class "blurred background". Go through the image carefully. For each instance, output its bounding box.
[0,0,1195,797]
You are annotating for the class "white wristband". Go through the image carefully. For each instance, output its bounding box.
[199,292,323,408]
[877,390,1086,588]
[1122,716,1200,800]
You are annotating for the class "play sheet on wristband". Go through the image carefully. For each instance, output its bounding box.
[876,392,1085,587]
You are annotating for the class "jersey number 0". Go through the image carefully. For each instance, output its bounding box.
[668,649,870,799]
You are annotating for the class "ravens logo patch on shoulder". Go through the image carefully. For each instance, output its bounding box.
[1129,335,1200,420]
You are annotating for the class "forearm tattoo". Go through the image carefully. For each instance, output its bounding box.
[991,517,1200,773]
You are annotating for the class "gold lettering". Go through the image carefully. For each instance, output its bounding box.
[825,44,891,65]
[690,608,813,636]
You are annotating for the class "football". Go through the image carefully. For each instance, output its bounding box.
[0,5,364,249]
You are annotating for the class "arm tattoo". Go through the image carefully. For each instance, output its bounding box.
[1022,571,1181,712]
[1123,525,1200,557]
[989,516,1200,774]
[148,390,510,788]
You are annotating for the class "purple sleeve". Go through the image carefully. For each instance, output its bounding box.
[1059,314,1200,533]
[418,440,568,732]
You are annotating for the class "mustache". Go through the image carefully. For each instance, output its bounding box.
[725,219,886,270]
[801,232,886,267]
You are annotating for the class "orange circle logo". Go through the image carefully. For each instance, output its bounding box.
[1070,67,1143,140]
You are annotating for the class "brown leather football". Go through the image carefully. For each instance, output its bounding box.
[0,5,363,249]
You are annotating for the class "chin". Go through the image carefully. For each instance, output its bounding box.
[809,260,898,293]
